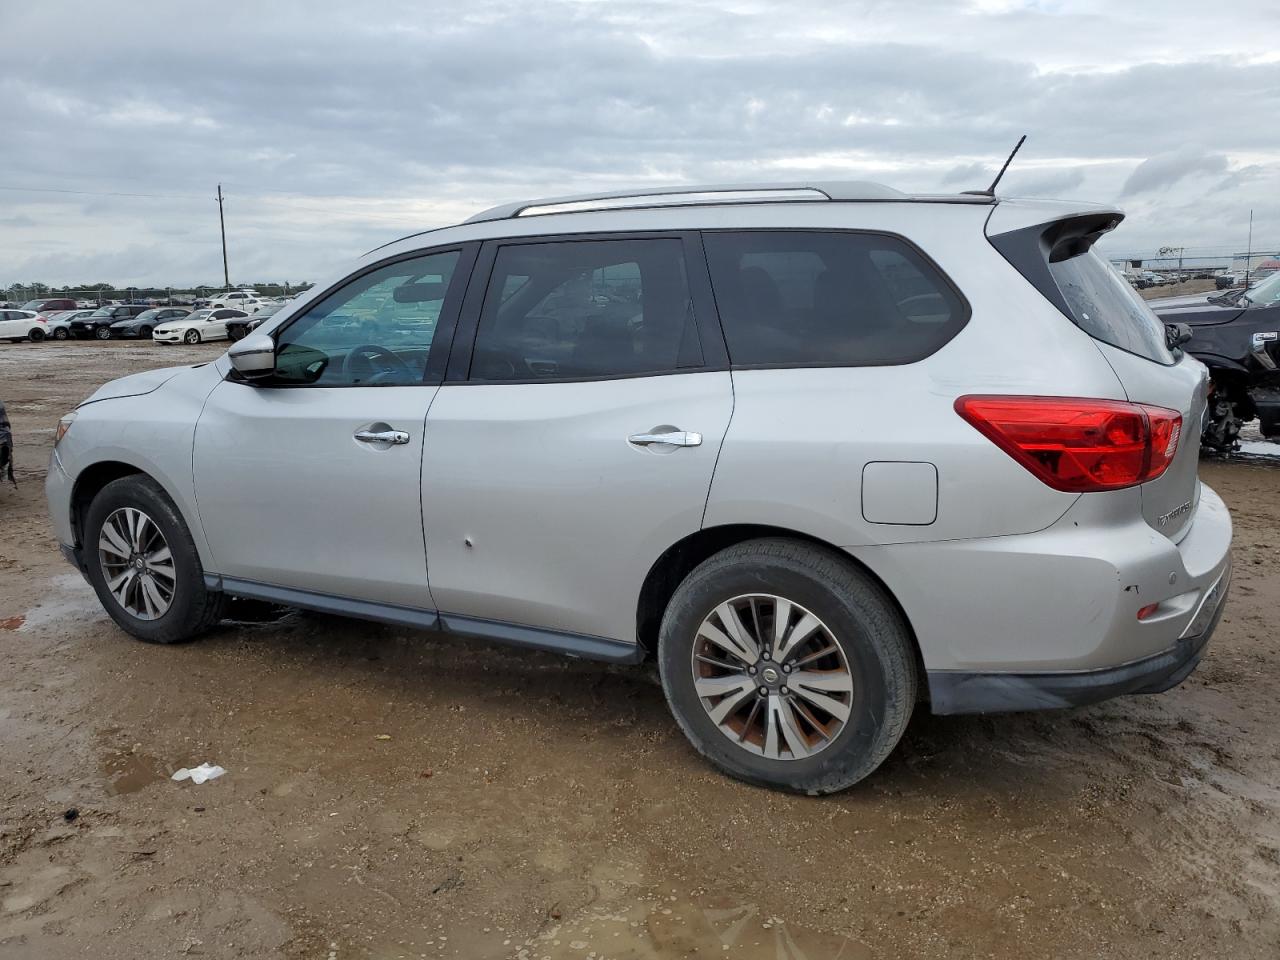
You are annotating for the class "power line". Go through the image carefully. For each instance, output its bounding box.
[0,185,207,201]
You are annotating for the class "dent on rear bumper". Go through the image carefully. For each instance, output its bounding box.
[844,482,1233,695]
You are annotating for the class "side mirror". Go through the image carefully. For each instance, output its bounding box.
[228,333,276,379]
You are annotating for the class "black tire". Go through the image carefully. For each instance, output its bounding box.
[226,327,242,341]
[1261,414,1280,439]
[54,327,69,340]
[658,538,916,794]
[95,326,111,340]
[29,327,46,342]
[83,475,224,644]
[184,329,200,344]
[139,326,153,339]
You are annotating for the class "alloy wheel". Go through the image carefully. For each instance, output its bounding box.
[97,507,177,621]
[691,594,855,761]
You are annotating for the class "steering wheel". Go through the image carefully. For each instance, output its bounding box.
[341,344,415,384]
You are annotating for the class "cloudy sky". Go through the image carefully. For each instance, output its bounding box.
[3,0,1279,287]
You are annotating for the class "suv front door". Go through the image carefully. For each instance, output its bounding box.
[192,245,475,608]
[421,233,733,648]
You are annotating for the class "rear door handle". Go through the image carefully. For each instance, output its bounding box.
[628,430,702,447]
[355,429,411,445]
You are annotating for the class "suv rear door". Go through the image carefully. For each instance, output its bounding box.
[420,232,732,649]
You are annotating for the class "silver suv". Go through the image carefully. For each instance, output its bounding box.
[46,182,1233,793]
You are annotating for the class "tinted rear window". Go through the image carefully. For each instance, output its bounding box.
[1048,251,1173,364]
[703,231,967,366]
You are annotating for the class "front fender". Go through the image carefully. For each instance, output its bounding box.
[55,364,225,570]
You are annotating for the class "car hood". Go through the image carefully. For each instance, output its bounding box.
[1145,292,1222,309]
[79,366,190,406]
[1151,298,1245,325]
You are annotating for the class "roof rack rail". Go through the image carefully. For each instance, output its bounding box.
[463,180,912,224]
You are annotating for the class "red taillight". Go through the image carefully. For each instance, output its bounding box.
[1137,603,1160,621]
[35,315,48,324]
[955,395,1182,493]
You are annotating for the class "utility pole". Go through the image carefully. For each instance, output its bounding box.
[217,184,230,291]
[1246,209,1254,287]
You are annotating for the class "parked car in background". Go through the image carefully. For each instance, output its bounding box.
[1153,269,1280,446]
[70,304,151,340]
[209,291,265,313]
[152,308,247,344]
[45,309,97,339]
[1215,274,1242,289]
[0,309,49,342]
[226,303,284,341]
[22,298,78,313]
[47,180,1233,794]
[110,307,191,339]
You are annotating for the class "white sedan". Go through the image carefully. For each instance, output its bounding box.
[152,308,248,345]
[1,309,50,342]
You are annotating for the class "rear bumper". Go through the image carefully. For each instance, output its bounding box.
[928,563,1230,713]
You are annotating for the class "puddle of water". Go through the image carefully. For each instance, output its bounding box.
[100,746,170,796]
[507,894,871,960]
[19,574,102,632]
[1236,439,1280,460]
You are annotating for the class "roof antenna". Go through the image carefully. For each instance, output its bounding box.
[964,134,1026,197]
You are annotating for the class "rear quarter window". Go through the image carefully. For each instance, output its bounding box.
[703,231,968,366]
[1048,251,1173,364]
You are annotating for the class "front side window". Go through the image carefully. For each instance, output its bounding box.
[268,250,459,386]
[703,231,967,366]
[469,238,700,381]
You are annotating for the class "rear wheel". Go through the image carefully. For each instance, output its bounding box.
[184,329,201,344]
[28,327,46,342]
[658,539,916,794]
[95,326,111,340]
[83,475,224,643]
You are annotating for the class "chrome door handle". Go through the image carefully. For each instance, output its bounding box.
[355,429,410,445]
[628,430,702,447]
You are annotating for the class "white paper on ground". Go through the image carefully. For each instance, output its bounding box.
[172,763,227,785]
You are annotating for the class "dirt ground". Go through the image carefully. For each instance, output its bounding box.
[2,339,1279,960]
[1138,279,1218,300]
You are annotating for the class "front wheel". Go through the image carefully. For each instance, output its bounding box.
[139,326,153,339]
[184,329,201,344]
[658,539,917,794]
[95,326,111,340]
[53,327,69,340]
[83,475,224,643]
[28,327,45,342]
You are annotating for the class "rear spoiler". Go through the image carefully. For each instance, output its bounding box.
[986,209,1124,322]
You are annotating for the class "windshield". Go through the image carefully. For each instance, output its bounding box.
[1048,250,1174,365]
[185,310,212,322]
[1244,271,1280,307]
[133,309,161,321]
[89,307,114,317]
[255,303,283,317]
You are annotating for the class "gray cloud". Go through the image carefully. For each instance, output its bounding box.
[1,1,1279,284]
[1121,147,1230,197]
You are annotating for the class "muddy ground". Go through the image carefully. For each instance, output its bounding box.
[1,339,1279,960]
